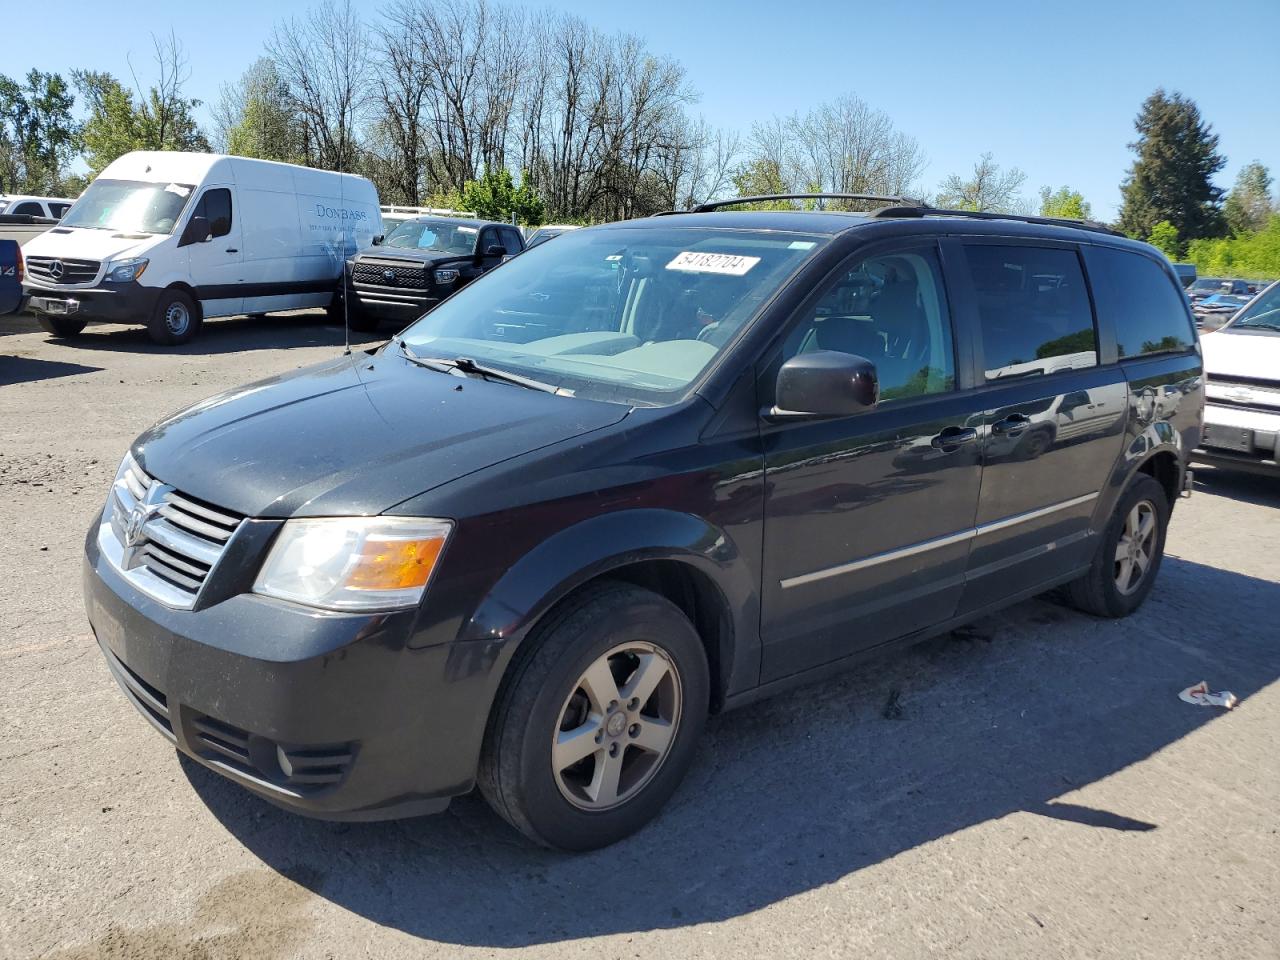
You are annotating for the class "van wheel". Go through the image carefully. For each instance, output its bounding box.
[478,582,709,851]
[1064,474,1169,618]
[36,316,87,338]
[147,290,201,346]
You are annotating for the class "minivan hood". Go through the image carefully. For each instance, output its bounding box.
[134,351,629,517]
[1202,328,1280,381]
[23,227,162,263]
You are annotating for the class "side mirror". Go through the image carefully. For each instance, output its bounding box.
[771,350,879,419]
[178,215,211,248]
[483,244,507,259]
[372,235,384,246]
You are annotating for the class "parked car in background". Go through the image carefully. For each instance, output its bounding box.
[0,239,23,315]
[1187,277,1226,302]
[0,194,75,219]
[1172,263,1196,288]
[524,224,580,249]
[84,195,1201,850]
[1196,279,1280,476]
[342,216,524,331]
[22,151,380,345]
[1194,292,1250,330]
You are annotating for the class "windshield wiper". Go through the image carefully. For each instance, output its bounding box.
[398,340,559,393]
[1234,321,1280,332]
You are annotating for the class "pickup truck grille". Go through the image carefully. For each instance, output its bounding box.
[1206,375,1280,412]
[26,256,100,285]
[98,457,243,609]
[352,257,430,289]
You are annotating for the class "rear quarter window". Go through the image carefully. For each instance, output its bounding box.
[1083,246,1194,358]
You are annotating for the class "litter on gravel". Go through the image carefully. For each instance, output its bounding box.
[1178,681,1239,710]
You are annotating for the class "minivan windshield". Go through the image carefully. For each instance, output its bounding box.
[60,179,195,235]
[383,219,479,254]
[399,225,826,404]
[1226,282,1280,332]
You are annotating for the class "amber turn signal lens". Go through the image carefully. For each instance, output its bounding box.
[344,535,447,591]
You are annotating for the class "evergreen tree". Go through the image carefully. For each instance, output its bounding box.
[1118,89,1225,244]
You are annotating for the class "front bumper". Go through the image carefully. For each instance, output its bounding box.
[83,520,504,820]
[1192,402,1280,475]
[346,281,442,322]
[24,280,161,324]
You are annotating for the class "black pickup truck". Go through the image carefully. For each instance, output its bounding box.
[342,217,525,332]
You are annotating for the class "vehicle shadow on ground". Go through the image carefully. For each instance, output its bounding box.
[1,311,387,357]
[1193,466,1280,509]
[184,557,1279,948]
[0,354,103,385]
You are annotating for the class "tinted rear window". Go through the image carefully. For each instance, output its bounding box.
[962,244,1097,380]
[1083,246,1194,357]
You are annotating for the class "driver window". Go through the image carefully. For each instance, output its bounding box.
[782,246,956,402]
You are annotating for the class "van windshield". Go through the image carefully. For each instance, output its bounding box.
[399,225,826,404]
[60,179,195,235]
[383,219,479,254]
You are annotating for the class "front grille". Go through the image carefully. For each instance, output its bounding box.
[26,256,101,285]
[352,257,429,289]
[1206,375,1280,413]
[99,457,243,609]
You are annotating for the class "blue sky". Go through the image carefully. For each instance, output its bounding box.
[9,0,1278,220]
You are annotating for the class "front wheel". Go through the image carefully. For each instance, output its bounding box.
[478,582,709,850]
[1063,474,1170,618]
[147,289,201,346]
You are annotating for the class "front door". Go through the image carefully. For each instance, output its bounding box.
[955,241,1127,613]
[185,186,243,318]
[759,242,986,682]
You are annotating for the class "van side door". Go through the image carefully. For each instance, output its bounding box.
[758,241,985,681]
[954,240,1127,614]
[182,186,243,319]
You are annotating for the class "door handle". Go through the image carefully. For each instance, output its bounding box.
[225,248,238,253]
[991,413,1031,436]
[931,426,978,449]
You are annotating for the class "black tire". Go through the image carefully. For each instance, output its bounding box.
[147,289,201,346]
[36,315,87,338]
[1064,474,1170,618]
[478,581,710,851]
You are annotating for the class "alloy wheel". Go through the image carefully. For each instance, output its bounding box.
[552,641,682,811]
[1114,499,1157,596]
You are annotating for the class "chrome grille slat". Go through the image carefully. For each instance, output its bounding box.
[99,458,244,609]
[26,256,101,284]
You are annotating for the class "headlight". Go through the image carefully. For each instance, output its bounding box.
[254,517,451,611]
[106,257,149,283]
[434,268,459,284]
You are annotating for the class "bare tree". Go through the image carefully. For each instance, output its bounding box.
[936,152,1029,212]
[268,0,369,170]
[125,31,208,152]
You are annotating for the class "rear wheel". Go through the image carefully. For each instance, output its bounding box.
[147,289,201,346]
[1064,474,1169,618]
[36,315,87,338]
[478,582,709,850]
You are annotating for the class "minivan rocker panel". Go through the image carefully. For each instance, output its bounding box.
[84,203,1203,849]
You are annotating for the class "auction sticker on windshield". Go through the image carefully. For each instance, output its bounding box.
[666,251,760,275]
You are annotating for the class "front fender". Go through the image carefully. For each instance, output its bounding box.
[460,508,760,694]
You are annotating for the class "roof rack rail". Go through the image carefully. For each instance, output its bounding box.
[871,204,1122,237]
[666,193,924,215]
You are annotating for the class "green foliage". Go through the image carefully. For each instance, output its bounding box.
[0,70,80,195]
[1038,185,1092,221]
[1036,329,1096,359]
[1118,89,1226,243]
[224,59,301,163]
[460,168,544,226]
[73,68,209,177]
[1147,220,1181,259]
[1186,214,1280,280]
[1223,161,1274,235]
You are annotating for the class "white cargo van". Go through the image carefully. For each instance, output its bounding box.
[22,151,381,345]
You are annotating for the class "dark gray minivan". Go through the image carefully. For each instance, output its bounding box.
[83,195,1203,850]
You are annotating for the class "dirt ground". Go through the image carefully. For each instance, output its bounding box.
[1,311,1277,960]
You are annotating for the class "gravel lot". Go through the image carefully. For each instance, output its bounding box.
[1,312,1277,960]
